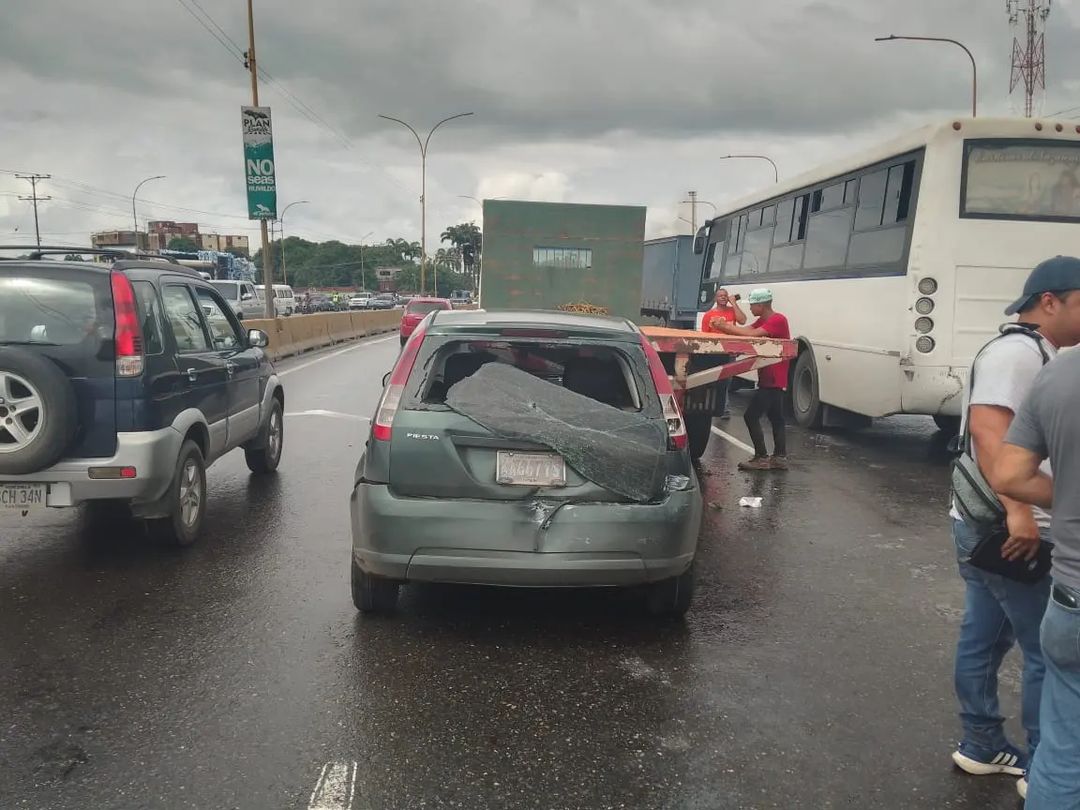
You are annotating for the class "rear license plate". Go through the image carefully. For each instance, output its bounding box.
[0,483,46,515]
[496,452,567,487]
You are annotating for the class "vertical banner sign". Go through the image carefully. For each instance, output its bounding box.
[241,106,277,220]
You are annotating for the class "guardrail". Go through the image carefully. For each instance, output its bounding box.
[243,309,402,361]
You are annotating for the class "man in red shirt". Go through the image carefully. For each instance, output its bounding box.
[711,288,791,470]
[700,289,747,419]
[701,288,747,332]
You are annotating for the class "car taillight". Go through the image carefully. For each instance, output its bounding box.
[639,334,687,450]
[372,321,426,441]
[111,271,144,377]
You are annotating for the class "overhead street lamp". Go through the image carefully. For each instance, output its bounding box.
[875,35,978,117]
[717,155,779,184]
[358,230,374,291]
[379,112,475,295]
[132,175,165,250]
[277,200,310,285]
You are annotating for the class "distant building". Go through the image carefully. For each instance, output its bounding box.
[91,230,141,251]
[148,220,200,251]
[199,233,250,253]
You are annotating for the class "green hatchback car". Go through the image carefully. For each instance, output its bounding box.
[349,310,703,616]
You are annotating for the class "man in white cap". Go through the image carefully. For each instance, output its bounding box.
[709,287,791,470]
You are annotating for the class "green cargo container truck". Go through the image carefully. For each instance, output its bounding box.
[479,200,646,319]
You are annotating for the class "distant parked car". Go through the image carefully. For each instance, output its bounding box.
[366,293,397,310]
[210,279,262,320]
[349,293,372,310]
[399,297,452,345]
[308,294,334,312]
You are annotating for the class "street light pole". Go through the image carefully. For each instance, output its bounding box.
[132,175,165,250]
[278,200,309,286]
[379,112,475,294]
[718,155,780,184]
[358,230,374,291]
[875,35,978,117]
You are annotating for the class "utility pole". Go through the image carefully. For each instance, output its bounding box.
[16,174,50,248]
[686,191,698,236]
[245,0,275,318]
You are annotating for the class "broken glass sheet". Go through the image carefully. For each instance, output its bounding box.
[446,363,669,502]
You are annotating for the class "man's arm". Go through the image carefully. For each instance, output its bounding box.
[969,404,1041,561]
[713,321,768,337]
[992,444,1053,510]
[730,300,747,325]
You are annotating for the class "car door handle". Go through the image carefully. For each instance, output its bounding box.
[225,361,237,376]
[186,368,199,383]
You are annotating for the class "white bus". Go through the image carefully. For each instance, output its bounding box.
[694,117,1080,431]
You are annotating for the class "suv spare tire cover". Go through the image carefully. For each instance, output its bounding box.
[0,347,79,475]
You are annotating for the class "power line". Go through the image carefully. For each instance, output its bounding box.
[173,0,245,64]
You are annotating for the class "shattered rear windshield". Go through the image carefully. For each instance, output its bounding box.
[404,338,646,411]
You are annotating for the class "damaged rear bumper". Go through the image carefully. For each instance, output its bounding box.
[350,482,702,587]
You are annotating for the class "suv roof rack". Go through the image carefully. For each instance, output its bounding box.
[0,245,182,264]
[112,259,203,277]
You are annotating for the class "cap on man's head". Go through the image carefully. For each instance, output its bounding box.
[747,288,773,304]
[1005,256,1080,315]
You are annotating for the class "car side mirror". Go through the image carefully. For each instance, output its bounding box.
[242,293,253,301]
[693,226,708,255]
[248,329,269,348]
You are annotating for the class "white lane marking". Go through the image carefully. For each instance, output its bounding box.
[308,761,358,810]
[711,425,756,455]
[285,409,369,422]
[279,335,397,377]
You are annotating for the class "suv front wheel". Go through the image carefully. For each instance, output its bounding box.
[147,440,207,546]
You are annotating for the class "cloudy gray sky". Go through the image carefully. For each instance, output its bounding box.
[3,0,1080,250]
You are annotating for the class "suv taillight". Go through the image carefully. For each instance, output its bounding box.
[639,334,687,450]
[372,321,427,441]
[111,271,144,377]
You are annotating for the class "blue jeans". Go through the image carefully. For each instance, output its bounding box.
[953,518,1050,755]
[1026,583,1080,809]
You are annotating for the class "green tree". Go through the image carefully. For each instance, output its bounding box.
[440,222,481,288]
[167,237,199,252]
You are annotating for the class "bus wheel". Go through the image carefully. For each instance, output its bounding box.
[791,351,824,429]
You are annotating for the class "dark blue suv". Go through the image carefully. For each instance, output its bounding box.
[0,252,285,545]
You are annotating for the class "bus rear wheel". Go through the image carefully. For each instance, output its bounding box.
[791,351,824,429]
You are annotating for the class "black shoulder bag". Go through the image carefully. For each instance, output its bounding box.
[951,324,1052,584]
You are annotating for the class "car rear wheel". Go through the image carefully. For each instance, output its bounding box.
[684,414,712,461]
[645,564,695,618]
[147,440,207,547]
[351,559,399,614]
[244,399,284,474]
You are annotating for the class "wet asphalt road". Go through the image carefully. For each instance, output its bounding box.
[0,335,1029,810]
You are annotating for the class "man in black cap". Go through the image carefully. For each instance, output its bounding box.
[948,256,1080,799]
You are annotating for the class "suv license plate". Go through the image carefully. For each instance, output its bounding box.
[496,452,567,487]
[0,483,47,515]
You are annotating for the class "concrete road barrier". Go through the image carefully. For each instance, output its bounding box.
[243,310,401,361]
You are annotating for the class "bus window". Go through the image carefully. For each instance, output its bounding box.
[884,161,917,224]
[855,169,888,230]
[775,199,795,244]
[743,227,773,277]
[804,208,854,269]
[707,221,729,280]
[814,183,846,213]
[769,243,804,274]
[963,140,1080,221]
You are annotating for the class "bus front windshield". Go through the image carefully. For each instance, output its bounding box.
[963,139,1080,222]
